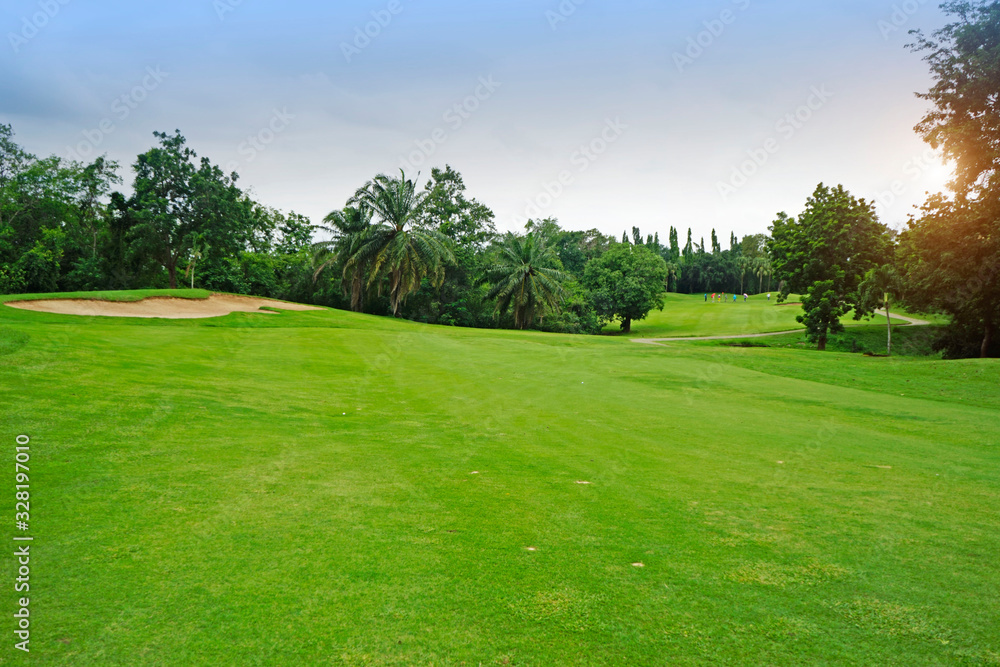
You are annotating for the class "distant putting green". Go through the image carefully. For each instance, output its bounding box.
[604,293,916,338]
[1,291,997,665]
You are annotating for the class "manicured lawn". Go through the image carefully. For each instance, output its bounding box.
[706,324,946,358]
[1,292,997,665]
[2,289,215,303]
[601,293,922,338]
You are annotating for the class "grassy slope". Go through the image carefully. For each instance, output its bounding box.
[1,295,997,665]
[603,293,934,338]
[1,289,215,303]
[709,325,946,357]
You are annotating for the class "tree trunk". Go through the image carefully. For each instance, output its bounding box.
[983,320,993,359]
[168,264,177,289]
[390,270,402,317]
[351,272,364,312]
[886,304,892,356]
[817,336,827,352]
[621,317,632,333]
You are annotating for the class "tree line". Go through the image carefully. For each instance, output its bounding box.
[0,125,773,335]
[0,2,996,357]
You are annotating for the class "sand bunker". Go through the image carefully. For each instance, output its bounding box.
[4,294,324,319]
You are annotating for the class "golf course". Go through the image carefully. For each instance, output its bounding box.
[2,290,997,665]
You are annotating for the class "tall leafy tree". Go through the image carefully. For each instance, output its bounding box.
[910,1,1000,198]
[349,171,454,316]
[797,280,848,351]
[127,131,260,290]
[128,131,198,288]
[484,232,569,329]
[668,226,680,261]
[901,194,999,357]
[0,124,119,293]
[902,1,1000,357]
[584,243,669,333]
[769,183,892,347]
[415,165,496,249]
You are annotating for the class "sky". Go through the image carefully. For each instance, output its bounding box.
[0,0,953,245]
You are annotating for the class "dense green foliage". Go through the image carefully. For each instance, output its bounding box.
[901,0,1000,358]
[769,184,893,349]
[584,244,669,332]
[484,233,569,329]
[0,125,316,300]
[855,265,907,355]
[796,280,848,351]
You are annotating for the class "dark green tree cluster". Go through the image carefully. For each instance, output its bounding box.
[0,126,316,300]
[1,124,123,294]
[899,0,1000,358]
[763,1,1000,358]
[315,169,621,333]
[615,223,774,296]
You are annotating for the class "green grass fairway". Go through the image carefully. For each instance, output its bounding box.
[2,291,998,665]
[604,293,917,338]
[709,325,946,357]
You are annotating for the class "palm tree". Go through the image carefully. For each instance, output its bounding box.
[312,206,373,312]
[737,255,752,294]
[349,171,454,316]
[857,265,905,355]
[485,233,569,329]
[754,256,773,294]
